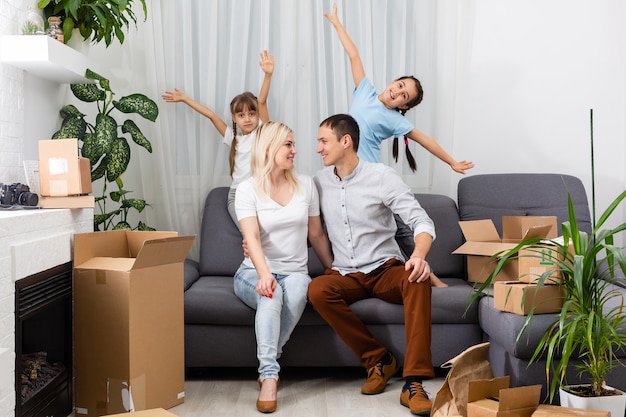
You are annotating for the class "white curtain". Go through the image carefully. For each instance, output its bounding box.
[121,0,475,259]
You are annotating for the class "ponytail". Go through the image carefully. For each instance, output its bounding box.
[392,109,417,172]
[228,120,238,177]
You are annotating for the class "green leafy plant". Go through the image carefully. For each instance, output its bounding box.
[37,0,147,46]
[470,190,626,402]
[52,69,158,231]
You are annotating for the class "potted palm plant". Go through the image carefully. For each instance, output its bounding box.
[37,0,147,46]
[470,189,626,416]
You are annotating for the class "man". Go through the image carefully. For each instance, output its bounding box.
[309,114,436,416]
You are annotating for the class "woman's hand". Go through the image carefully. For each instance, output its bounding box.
[256,273,277,298]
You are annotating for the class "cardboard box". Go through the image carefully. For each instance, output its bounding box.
[467,376,541,417]
[532,404,610,417]
[73,230,195,417]
[39,138,92,196]
[38,195,95,208]
[105,408,179,417]
[494,281,565,315]
[452,216,558,283]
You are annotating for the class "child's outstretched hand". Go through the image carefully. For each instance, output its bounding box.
[162,88,188,103]
[451,160,475,174]
[259,50,274,75]
[324,3,341,27]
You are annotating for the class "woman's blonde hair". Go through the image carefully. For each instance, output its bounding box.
[250,121,300,198]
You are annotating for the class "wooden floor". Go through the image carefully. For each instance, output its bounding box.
[166,367,446,417]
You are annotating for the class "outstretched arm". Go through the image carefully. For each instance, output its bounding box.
[406,128,475,174]
[324,3,365,87]
[162,88,228,137]
[257,50,274,123]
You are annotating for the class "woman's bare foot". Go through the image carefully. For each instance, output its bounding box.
[430,272,448,288]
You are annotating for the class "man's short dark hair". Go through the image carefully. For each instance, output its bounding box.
[320,114,360,152]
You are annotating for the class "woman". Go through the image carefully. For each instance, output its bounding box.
[234,121,332,413]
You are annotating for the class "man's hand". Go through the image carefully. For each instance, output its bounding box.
[405,256,430,283]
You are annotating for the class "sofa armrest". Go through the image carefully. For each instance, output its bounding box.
[184,258,200,291]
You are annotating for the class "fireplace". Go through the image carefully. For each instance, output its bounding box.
[15,262,73,417]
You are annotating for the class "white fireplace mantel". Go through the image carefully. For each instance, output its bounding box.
[0,207,93,416]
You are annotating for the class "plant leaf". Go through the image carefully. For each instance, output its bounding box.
[60,104,85,119]
[137,221,156,231]
[121,198,146,212]
[90,154,109,181]
[52,115,86,140]
[95,113,117,154]
[106,137,131,181]
[113,221,132,230]
[113,94,159,122]
[122,119,152,152]
[71,83,105,102]
[85,69,111,91]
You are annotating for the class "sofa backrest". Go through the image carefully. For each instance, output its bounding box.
[416,193,465,278]
[198,187,465,280]
[457,173,592,235]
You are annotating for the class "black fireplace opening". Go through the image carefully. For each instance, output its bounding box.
[15,262,73,417]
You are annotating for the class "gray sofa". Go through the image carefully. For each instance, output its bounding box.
[183,173,626,397]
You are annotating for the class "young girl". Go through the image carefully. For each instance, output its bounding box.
[324,3,474,175]
[235,121,332,413]
[325,4,467,288]
[162,50,275,227]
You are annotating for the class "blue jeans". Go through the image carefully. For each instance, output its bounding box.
[234,264,311,381]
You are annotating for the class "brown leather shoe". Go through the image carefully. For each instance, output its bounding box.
[361,352,398,395]
[400,381,432,415]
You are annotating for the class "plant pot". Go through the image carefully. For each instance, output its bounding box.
[559,385,626,417]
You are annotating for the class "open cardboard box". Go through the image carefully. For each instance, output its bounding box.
[467,376,541,417]
[494,281,565,315]
[453,216,559,283]
[73,230,195,416]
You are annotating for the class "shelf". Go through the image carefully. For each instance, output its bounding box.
[0,35,95,84]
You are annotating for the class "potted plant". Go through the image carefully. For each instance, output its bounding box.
[470,189,626,416]
[51,69,158,231]
[37,0,147,46]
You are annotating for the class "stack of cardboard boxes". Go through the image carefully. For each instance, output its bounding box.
[453,216,565,315]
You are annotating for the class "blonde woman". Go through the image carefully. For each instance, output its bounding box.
[234,121,332,413]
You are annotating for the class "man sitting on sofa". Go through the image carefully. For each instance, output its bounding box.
[308,113,436,416]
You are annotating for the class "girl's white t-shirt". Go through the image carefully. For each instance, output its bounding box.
[235,174,319,275]
[222,120,262,189]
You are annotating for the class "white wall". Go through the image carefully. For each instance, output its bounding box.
[453,1,625,234]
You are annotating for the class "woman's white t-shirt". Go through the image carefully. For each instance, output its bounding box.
[235,174,319,275]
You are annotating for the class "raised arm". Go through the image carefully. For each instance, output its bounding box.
[307,216,333,270]
[324,3,365,87]
[406,128,475,174]
[162,88,228,137]
[257,50,274,123]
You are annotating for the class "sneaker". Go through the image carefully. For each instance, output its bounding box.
[400,381,432,415]
[360,352,398,395]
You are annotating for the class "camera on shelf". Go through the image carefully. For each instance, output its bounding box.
[0,183,39,206]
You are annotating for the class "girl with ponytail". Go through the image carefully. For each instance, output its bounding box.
[324,4,473,174]
[163,50,275,227]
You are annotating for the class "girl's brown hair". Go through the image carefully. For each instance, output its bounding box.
[228,92,259,177]
[392,76,423,172]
